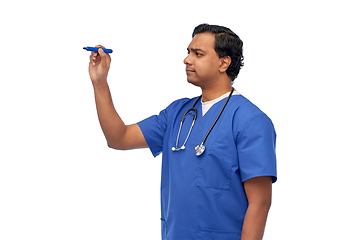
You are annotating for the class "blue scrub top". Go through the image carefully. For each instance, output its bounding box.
[138,94,277,240]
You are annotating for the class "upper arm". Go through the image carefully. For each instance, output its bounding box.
[123,123,148,149]
[241,176,273,240]
[126,98,186,157]
[109,123,148,150]
[243,176,272,206]
[137,111,169,157]
[236,113,277,183]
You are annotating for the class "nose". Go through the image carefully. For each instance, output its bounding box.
[184,54,191,66]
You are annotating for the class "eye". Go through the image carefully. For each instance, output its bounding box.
[195,52,203,56]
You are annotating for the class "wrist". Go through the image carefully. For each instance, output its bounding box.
[92,79,110,92]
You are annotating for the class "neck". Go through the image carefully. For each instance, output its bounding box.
[201,84,233,102]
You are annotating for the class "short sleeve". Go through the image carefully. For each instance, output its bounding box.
[137,108,168,157]
[237,113,277,183]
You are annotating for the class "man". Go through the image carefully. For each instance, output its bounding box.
[88,24,277,240]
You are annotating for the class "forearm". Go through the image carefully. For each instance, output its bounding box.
[241,203,270,240]
[92,81,127,148]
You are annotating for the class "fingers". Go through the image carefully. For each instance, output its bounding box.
[98,48,111,68]
[90,52,99,65]
[94,44,105,56]
[89,45,109,66]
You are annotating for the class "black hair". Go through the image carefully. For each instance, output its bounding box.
[192,23,244,82]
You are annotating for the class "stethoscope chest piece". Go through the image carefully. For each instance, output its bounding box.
[194,144,206,156]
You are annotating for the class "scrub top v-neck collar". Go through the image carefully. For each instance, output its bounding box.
[201,89,240,116]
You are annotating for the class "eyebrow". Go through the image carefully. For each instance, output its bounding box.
[187,47,206,53]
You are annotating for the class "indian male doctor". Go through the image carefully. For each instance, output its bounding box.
[87,24,277,240]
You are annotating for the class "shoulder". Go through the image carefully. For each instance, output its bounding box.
[231,95,275,134]
[231,95,270,119]
[166,97,193,109]
[163,96,199,114]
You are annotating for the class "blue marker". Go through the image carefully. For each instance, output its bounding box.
[83,47,113,53]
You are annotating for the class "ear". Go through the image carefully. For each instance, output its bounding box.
[219,56,231,73]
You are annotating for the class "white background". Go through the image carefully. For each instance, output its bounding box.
[1,0,359,239]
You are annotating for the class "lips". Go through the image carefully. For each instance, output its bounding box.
[186,68,195,73]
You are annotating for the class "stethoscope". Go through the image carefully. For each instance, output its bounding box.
[172,88,234,156]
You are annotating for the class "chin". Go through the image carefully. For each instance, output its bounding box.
[187,77,201,87]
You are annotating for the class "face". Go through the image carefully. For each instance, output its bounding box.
[184,33,222,87]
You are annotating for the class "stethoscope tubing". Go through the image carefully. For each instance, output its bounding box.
[172,88,234,155]
[199,88,234,146]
